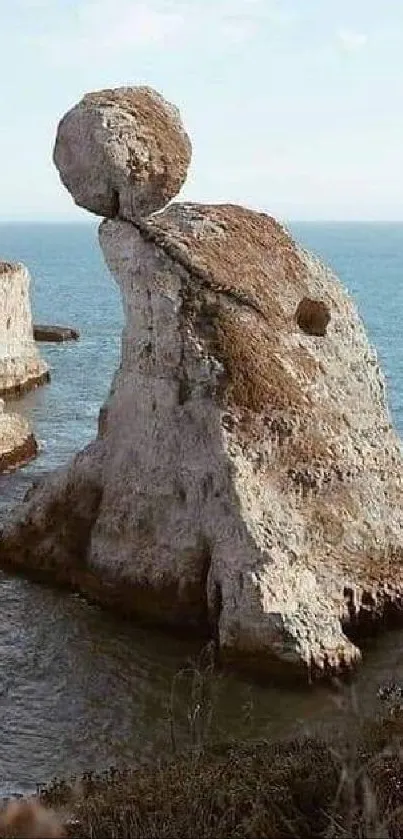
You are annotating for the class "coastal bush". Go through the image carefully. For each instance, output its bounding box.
[0,709,399,838]
[2,665,403,837]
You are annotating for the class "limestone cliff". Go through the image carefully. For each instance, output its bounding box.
[0,262,49,396]
[1,87,402,679]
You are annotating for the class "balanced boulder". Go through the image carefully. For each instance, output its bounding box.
[53,86,192,221]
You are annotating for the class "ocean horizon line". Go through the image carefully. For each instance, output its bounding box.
[1,217,403,226]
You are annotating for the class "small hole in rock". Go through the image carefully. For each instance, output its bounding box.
[295,297,331,337]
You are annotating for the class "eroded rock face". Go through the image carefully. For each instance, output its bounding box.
[0,262,49,396]
[2,200,403,678]
[53,87,192,220]
[0,399,37,473]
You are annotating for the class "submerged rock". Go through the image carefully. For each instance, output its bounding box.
[53,86,192,221]
[0,262,49,396]
[33,324,80,343]
[1,87,403,680]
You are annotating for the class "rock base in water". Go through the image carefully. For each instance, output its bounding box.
[0,402,38,473]
[33,325,80,343]
[1,370,51,399]
[0,262,49,396]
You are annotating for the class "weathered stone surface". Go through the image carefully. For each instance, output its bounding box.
[53,87,192,220]
[0,399,37,473]
[1,202,403,679]
[33,324,79,343]
[0,262,49,396]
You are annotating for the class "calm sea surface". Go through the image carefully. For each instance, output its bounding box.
[0,221,402,795]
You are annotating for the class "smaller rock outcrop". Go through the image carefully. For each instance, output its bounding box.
[33,325,79,343]
[53,86,192,221]
[0,399,37,473]
[0,262,49,396]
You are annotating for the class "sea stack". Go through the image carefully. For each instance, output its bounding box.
[0,262,49,396]
[1,86,403,680]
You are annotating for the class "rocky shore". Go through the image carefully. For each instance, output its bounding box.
[0,85,402,680]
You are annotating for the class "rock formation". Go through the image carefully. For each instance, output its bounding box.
[1,86,403,679]
[0,262,49,396]
[53,86,191,220]
[34,324,79,343]
[0,399,37,473]
[0,261,48,471]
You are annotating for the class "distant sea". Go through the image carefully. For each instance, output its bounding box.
[0,222,401,509]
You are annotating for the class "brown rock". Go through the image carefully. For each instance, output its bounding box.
[33,325,79,343]
[0,400,38,474]
[53,86,192,220]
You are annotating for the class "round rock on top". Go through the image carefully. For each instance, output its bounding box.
[53,86,192,221]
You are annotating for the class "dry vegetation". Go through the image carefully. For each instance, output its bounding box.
[2,705,403,838]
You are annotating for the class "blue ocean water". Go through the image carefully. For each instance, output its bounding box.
[0,222,123,510]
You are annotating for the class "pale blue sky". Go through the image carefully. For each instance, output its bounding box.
[1,0,402,221]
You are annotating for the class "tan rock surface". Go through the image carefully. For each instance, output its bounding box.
[1,200,402,678]
[53,87,192,220]
[0,399,37,473]
[0,262,49,396]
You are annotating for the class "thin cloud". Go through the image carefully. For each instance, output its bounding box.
[77,0,184,53]
[219,0,296,40]
[24,0,294,63]
[23,0,185,64]
[220,20,258,44]
[337,28,368,52]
